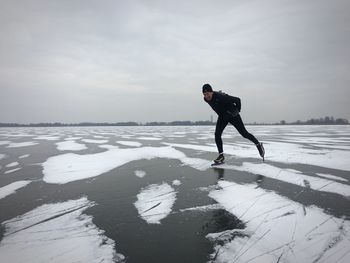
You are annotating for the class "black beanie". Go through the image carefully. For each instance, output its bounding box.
[202,84,213,93]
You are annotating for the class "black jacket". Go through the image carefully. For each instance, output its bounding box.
[204,91,241,120]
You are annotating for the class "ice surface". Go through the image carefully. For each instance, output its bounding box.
[82,139,109,144]
[56,141,88,151]
[134,170,146,178]
[6,142,38,148]
[121,135,133,139]
[64,137,82,140]
[165,141,350,171]
[208,181,350,263]
[224,162,350,197]
[117,140,142,147]
[0,181,31,199]
[276,136,350,145]
[42,146,208,184]
[2,126,350,262]
[134,183,176,224]
[99,144,119,150]
[314,144,350,150]
[93,135,109,139]
[19,154,30,159]
[164,142,217,154]
[263,141,350,171]
[0,133,34,137]
[285,168,303,174]
[0,197,124,263]
[34,135,60,141]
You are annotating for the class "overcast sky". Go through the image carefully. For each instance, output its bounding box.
[1,0,349,123]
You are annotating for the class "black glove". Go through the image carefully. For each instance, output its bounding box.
[224,109,239,121]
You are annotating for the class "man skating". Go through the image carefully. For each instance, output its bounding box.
[202,83,265,164]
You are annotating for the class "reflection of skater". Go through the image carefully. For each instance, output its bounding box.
[255,174,264,187]
[213,168,225,181]
[202,84,265,164]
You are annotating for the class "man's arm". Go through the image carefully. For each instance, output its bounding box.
[223,94,241,112]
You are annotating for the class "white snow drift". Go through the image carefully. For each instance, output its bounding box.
[6,142,38,148]
[134,170,146,178]
[56,141,88,151]
[165,141,350,171]
[0,197,124,263]
[226,162,350,198]
[117,140,142,147]
[42,146,208,184]
[134,183,176,224]
[0,181,31,199]
[207,181,350,263]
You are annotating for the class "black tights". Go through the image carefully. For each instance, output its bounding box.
[215,115,259,153]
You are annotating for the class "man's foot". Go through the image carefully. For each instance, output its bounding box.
[214,153,225,164]
[256,143,265,161]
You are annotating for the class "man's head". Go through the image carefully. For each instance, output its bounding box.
[202,83,213,101]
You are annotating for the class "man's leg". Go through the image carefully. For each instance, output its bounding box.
[215,117,229,154]
[230,115,265,160]
[230,115,259,144]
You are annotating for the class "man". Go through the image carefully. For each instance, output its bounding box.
[202,83,265,164]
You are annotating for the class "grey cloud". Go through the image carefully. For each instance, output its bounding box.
[0,0,349,123]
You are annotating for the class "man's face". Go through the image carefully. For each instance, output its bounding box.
[203,91,213,101]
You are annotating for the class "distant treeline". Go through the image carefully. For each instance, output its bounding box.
[0,116,348,127]
[0,120,214,127]
[143,121,214,126]
[250,116,349,126]
[0,122,140,127]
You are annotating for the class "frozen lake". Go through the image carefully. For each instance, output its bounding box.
[0,125,349,263]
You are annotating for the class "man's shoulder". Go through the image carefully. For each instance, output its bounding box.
[214,91,231,99]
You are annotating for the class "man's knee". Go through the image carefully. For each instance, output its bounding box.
[215,130,223,139]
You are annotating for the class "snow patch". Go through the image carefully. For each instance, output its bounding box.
[7,142,38,148]
[93,135,109,139]
[42,146,208,184]
[172,180,182,186]
[0,181,31,199]
[6,162,19,168]
[134,170,146,178]
[0,197,124,263]
[208,180,350,263]
[134,183,176,224]
[227,162,350,197]
[34,136,60,141]
[4,168,22,174]
[137,137,162,141]
[56,141,88,151]
[165,141,350,171]
[180,204,223,212]
[99,144,119,150]
[64,137,82,140]
[316,173,348,182]
[117,141,142,147]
